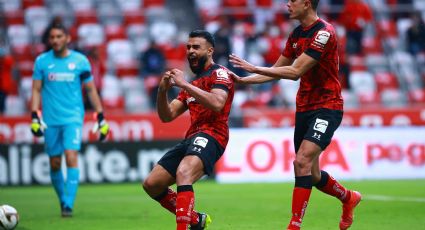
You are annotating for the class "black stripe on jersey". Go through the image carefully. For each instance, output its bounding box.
[80,71,91,80]
[196,64,221,79]
[292,20,326,39]
[305,48,322,60]
[212,84,229,92]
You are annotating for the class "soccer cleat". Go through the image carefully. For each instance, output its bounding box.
[339,190,362,230]
[61,206,73,218]
[190,212,212,230]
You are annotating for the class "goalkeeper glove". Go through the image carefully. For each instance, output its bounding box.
[92,112,110,141]
[30,111,47,137]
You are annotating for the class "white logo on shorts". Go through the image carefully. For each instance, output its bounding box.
[313,118,329,133]
[193,137,208,148]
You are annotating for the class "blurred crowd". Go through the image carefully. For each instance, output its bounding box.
[1,0,425,116]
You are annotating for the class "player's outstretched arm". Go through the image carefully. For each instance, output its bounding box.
[230,53,317,81]
[157,71,187,122]
[169,69,228,112]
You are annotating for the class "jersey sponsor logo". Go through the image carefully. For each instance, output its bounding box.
[313,118,328,133]
[68,63,76,70]
[193,136,208,148]
[47,72,76,82]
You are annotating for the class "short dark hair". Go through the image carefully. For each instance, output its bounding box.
[47,23,69,36]
[189,30,215,47]
[310,0,320,10]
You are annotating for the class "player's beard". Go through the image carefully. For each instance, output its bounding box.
[189,55,208,75]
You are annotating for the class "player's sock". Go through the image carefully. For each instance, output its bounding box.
[50,169,65,205]
[153,187,200,225]
[287,175,312,230]
[176,185,195,230]
[314,170,350,202]
[64,167,79,209]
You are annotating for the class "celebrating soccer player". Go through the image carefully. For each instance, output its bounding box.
[31,23,109,217]
[142,30,235,230]
[229,0,361,229]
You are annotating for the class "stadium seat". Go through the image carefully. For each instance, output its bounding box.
[2,0,22,12]
[77,23,105,48]
[67,0,94,11]
[25,6,51,40]
[74,9,98,26]
[122,10,146,26]
[143,0,165,8]
[380,89,407,107]
[11,44,34,62]
[149,20,177,45]
[4,96,27,116]
[349,71,377,94]
[101,74,125,111]
[4,10,25,25]
[341,89,359,109]
[116,0,142,11]
[374,72,399,92]
[106,39,139,77]
[97,2,123,26]
[22,0,44,9]
[365,54,389,73]
[104,24,127,41]
[7,25,32,47]
[408,88,425,104]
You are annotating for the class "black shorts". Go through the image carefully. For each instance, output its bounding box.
[157,132,225,177]
[294,108,343,152]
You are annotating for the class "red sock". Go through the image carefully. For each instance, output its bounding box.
[288,187,312,229]
[315,171,350,202]
[155,188,199,225]
[176,185,195,230]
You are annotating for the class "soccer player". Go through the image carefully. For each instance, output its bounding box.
[229,0,361,229]
[30,23,110,217]
[142,30,234,230]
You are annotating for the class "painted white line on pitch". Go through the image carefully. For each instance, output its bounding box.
[363,195,425,203]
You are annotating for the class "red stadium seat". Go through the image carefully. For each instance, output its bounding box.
[105,24,127,41]
[22,0,44,9]
[17,60,34,77]
[4,10,25,25]
[374,72,399,92]
[11,44,34,62]
[408,88,425,104]
[143,0,165,8]
[74,9,98,26]
[123,10,146,26]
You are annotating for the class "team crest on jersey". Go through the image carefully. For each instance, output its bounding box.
[68,63,76,70]
[313,31,330,49]
[216,69,229,82]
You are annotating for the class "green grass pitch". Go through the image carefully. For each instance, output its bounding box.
[1,180,424,230]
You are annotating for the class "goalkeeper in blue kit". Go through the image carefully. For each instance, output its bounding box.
[30,23,109,217]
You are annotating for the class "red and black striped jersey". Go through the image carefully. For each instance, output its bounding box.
[177,64,234,148]
[282,18,343,112]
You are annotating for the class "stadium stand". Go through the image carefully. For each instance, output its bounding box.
[0,0,424,117]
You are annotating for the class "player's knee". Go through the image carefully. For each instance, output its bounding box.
[293,155,312,170]
[50,158,61,171]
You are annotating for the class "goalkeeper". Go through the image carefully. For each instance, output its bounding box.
[30,23,109,217]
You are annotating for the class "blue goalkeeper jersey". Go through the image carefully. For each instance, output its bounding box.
[32,50,93,126]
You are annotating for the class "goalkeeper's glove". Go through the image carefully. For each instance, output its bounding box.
[30,111,47,137]
[92,112,110,141]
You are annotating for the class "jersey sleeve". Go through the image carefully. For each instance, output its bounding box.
[32,57,43,80]
[282,33,295,59]
[211,68,233,92]
[80,56,93,84]
[305,28,334,60]
[176,90,188,105]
